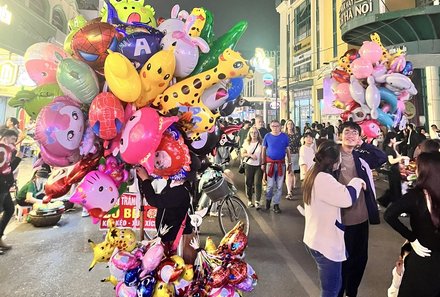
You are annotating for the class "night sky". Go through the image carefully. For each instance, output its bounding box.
[148,0,280,58]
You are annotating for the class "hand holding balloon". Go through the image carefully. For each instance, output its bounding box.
[136,166,150,182]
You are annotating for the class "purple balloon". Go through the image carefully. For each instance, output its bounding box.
[118,31,163,70]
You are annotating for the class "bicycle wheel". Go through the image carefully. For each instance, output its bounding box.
[218,195,250,236]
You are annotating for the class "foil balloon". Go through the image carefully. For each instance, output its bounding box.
[71,21,120,73]
[117,31,163,70]
[191,20,248,75]
[104,50,142,103]
[218,222,248,256]
[101,0,157,27]
[24,42,68,85]
[88,238,115,271]
[351,57,373,80]
[379,87,398,113]
[359,119,381,142]
[157,259,184,283]
[152,129,191,179]
[137,274,156,297]
[44,167,72,201]
[365,76,380,119]
[116,282,137,297]
[140,242,164,277]
[89,92,125,140]
[228,261,248,285]
[160,15,210,78]
[153,282,175,297]
[188,7,206,38]
[333,82,353,104]
[201,80,229,111]
[390,55,406,73]
[227,77,244,101]
[235,263,257,292]
[119,107,178,174]
[157,5,187,36]
[105,219,137,252]
[349,76,367,109]
[185,123,222,156]
[56,55,99,105]
[8,84,63,120]
[112,250,140,271]
[0,143,12,175]
[359,41,382,64]
[66,149,102,185]
[64,15,88,55]
[136,47,176,108]
[401,61,413,76]
[124,267,141,287]
[69,170,118,224]
[208,285,239,297]
[152,48,251,115]
[208,266,230,288]
[219,99,236,117]
[35,96,85,167]
[176,105,220,140]
[331,68,350,83]
[98,156,129,187]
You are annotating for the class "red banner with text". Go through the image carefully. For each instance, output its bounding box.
[99,193,157,230]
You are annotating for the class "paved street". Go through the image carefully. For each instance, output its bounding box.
[0,158,405,296]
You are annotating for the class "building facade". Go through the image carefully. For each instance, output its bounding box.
[276,0,440,131]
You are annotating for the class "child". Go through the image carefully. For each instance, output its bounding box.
[387,242,411,297]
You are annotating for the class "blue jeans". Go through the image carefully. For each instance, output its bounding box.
[306,245,342,297]
[265,163,285,205]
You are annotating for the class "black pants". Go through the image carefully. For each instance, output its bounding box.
[378,169,401,207]
[338,220,369,297]
[0,192,14,238]
[398,250,440,297]
[245,164,263,204]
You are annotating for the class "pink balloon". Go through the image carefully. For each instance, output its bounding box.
[359,41,382,64]
[24,42,68,85]
[351,58,373,79]
[119,107,178,174]
[112,250,140,271]
[140,243,164,277]
[116,282,137,297]
[334,83,353,104]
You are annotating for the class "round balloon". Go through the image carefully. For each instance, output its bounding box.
[24,42,68,85]
[351,57,373,80]
[359,41,382,64]
[227,77,244,101]
[201,80,229,111]
[89,92,125,140]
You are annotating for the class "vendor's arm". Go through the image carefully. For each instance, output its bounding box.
[140,179,189,209]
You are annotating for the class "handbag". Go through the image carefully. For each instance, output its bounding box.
[239,143,259,174]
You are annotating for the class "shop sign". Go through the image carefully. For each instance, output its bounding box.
[0,61,18,86]
[293,88,311,99]
[339,0,374,27]
[293,36,311,56]
[99,192,157,230]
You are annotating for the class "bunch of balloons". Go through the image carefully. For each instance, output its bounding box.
[330,32,417,141]
[8,0,252,221]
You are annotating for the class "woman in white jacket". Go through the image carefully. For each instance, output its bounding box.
[302,141,365,297]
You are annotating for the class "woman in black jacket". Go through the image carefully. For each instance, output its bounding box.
[0,129,23,253]
[136,166,195,263]
[384,152,440,297]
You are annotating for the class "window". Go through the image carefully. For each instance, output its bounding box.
[28,0,49,19]
[52,7,67,33]
[294,0,311,43]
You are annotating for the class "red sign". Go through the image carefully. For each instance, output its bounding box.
[99,193,157,230]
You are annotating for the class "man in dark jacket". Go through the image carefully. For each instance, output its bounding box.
[335,122,387,297]
[0,129,23,253]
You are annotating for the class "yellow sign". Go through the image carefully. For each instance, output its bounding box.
[0,61,18,86]
[293,36,311,56]
[0,4,12,25]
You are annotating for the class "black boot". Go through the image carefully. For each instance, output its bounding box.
[273,204,281,214]
[265,200,271,210]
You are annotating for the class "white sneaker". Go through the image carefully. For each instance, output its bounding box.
[297,205,305,217]
[81,208,90,217]
[247,202,255,208]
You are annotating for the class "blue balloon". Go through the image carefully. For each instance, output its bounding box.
[124,267,141,287]
[379,87,398,113]
[227,77,244,102]
[118,31,163,70]
[377,109,394,128]
[401,61,413,76]
[136,275,156,297]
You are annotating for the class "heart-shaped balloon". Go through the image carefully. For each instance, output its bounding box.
[208,266,230,288]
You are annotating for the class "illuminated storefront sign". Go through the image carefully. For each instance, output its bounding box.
[340,0,374,27]
[0,4,12,25]
[0,61,18,86]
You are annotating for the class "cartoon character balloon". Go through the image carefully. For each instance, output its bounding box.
[35,96,85,167]
[89,92,125,140]
[152,128,191,179]
[69,170,118,224]
[119,107,178,174]
[98,155,129,187]
[71,22,120,73]
[101,0,157,27]
[24,42,68,85]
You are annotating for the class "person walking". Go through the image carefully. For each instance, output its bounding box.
[284,119,301,199]
[261,120,291,214]
[255,115,269,139]
[406,124,419,159]
[241,126,263,209]
[303,141,366,297]
[0,129,23,254]
[384,152,440,297]
[335,121,387,297]
[377,132,408,208]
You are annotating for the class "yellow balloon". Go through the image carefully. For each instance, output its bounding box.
[88,239,115,271]
[105,219,137,252]
[153,281,175,297]
[204,236,217,254]
[135,47,176,108]
[104,50,142,102]
[152,48,251,115]
[189,8,206,37]
[177,103,220,140]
